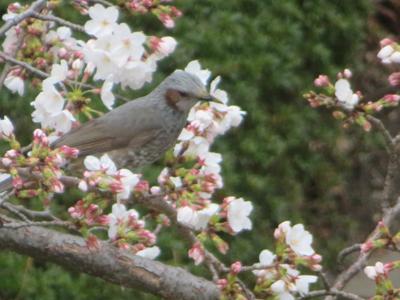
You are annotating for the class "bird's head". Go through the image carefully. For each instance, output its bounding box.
[160,70,218,113]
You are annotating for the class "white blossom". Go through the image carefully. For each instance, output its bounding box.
[2,27,19,54]
[177,204,219,230]
[4,73,24,96]
[100,78,115,109]
[334,78,359,110]
[56,26,72,40]
[364,262,385,280]
[377,45,400,64]
[84,4,119,37]
[0,116,14,137]
[116,168,140,200]
[253,249,276,278]
[108,203,139,239]
[227,197,253,233]
[154,36,177,59]
[50,60,69,82]
[295,275,318,295]
[185,60,211,85]
[285,223,315,256]
[84,154,117,175]
[136,246,160,260]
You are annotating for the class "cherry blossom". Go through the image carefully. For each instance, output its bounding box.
[101,78,115,109]
[84,4,119,38]
[136,246,161,259]
[177,204,219,230]
[84,154,117,175]
[108,203,136,239]
[285,223,315,256]
[334,78,359,110]
[226,197,253,233]
[116,169,140,200]
[364,262,386,280]
[185,60,211,85]
[377,44,400,64]
[4,73,24,96]
[0,116,14,137]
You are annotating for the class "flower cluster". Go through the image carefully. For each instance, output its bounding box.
[250,222,320,300]
[107,203,159,257]
[363,260,400,298]
[82,4,176,91]
[31,60,77,133]
[305,67,400,131]
[126,0,182,28]
[0,129,79,203]
[80,154,140,200]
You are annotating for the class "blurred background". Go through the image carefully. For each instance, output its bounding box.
[1,0,400,298]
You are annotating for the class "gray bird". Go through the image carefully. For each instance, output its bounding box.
[0,70,215,191]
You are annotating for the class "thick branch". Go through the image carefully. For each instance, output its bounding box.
[0,224,220,300]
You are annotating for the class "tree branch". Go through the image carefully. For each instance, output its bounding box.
[31,12,86,33]
[0,223,220,300]
[328,198,400,294]
[300,289,365,300]
[0,0,47,37]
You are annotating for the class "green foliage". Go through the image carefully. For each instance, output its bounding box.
[0,0,373,298]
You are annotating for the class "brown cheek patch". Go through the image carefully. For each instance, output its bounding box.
[165,89,181,109]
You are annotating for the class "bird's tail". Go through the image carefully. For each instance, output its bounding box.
[0,175,12,192]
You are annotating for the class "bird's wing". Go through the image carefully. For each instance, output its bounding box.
[52,99,163,156]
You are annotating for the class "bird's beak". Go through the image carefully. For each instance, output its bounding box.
[199,93,223,104]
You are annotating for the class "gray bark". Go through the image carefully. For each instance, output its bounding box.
[0,225,220,300]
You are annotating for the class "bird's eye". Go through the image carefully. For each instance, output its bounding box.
[178,91,189,97]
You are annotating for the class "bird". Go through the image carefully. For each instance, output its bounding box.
[0,70,216,191]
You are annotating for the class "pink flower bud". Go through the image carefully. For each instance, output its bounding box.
[86,234,100,250]
[217,279,228,289]
[311,253,322,263]
[12,176,23,189]
[78,180,88,192]
[230,261,242,274]
[52,180,64,193]
[188,242,205,265]
[1,157,12,166]
[59,145,79,158]
[5,149,18,158]
[310,264,322,271]
[97,215,109,225]
[380,38,394,47]
[150,186,161,194]
[388,72,400,86]
[343,69,352,79]
[361,240,374,253]
[58,47,68,59]
[159,13,175,28]
[314,75,330,87]
[171,6,182,17]
[383,94,400,103]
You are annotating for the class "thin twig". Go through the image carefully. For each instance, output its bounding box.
[329,198,400,293]
[4,204,58,221]
[31,12,86,33]
[367,115,394,153]
[337,243,361,264]
[318,271,331,291]
[2,220,72,229]
[0,0,47,37]
[1,202,30,222]
[300,289,365,300]
[88,0,114,6]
